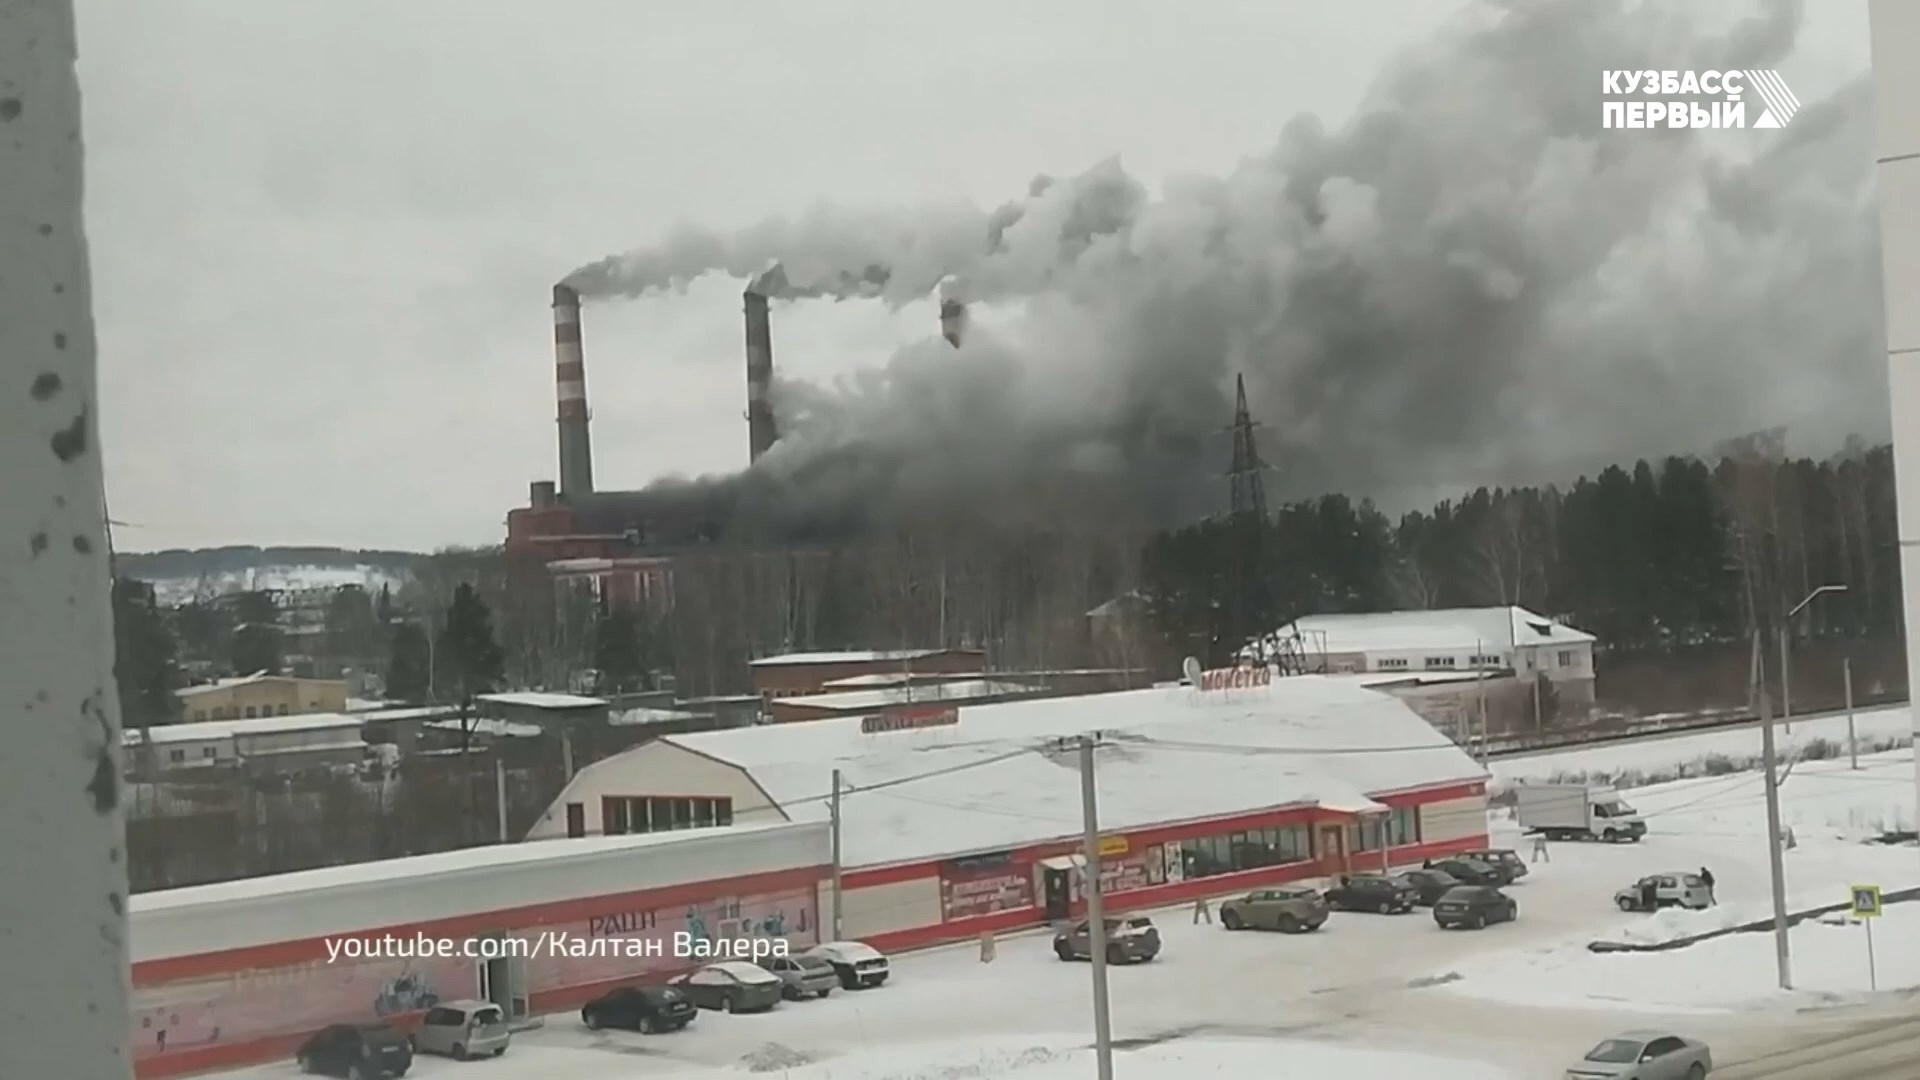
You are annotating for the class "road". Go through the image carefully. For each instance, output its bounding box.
[1492,701,1905,763]
[1713,1010,1920,1079]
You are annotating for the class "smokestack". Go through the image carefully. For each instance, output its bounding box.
[940,299,967,348]
[744,286,778,462]
[552,283,594,498]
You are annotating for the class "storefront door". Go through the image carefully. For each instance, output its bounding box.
[1041,865,1072,921]
[1316,824,1346,874]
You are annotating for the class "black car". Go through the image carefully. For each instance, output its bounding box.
[580,985,697,1034]
[294,1022,412,1078]
[1401,868,1461,906]
[1426,856,1513,887]
[1324,873,1418,913]
[1432,885,1517,930]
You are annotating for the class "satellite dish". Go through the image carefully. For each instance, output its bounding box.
[1182,656,1202,686]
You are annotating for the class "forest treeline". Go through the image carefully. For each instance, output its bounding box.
[114,435,1904,711]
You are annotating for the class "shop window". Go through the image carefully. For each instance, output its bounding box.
[1422,656,1457,669]
[1377,658,1409,671]
[1387,806,1420,847]
[1178,824,1310,879]
[1349,817,1387,853]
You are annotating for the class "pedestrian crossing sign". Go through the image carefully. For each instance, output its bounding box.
[1850,884,1882,918]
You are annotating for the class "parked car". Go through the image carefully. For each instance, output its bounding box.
[1219,887,1328,932]
[669,962,784,1013]
[1426,856,1513,887]
[1565,1030,1713,1078]
[412,1000,509,1060]
[579,984,696,1033]
[1615,873,1713,913]
[294,1022,413,1078]
[1402,867,1461,906]
[1432,885,1517,930]
[1325,873,1419,914]
[1458,847,1529,880]
[807,940,891,989]
[1054,915,1162,963]
[758,953,840,999]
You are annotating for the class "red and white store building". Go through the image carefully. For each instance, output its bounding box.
[128,822,829,1077]
[529,673,1491,952]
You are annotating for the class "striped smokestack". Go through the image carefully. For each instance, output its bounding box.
[940,299,967,348]
[744,285,778,462]
[552,283,595,498]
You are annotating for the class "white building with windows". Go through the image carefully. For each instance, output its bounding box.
[1251,606,1597,704]
[526,675,1488,954]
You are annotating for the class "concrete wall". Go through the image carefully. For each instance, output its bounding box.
[842,876,943,937]
[524,741,781,839]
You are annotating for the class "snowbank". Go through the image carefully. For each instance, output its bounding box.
[678,1036,1517,1080]
[1443,901,1920,1014]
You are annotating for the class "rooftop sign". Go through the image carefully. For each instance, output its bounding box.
[1197,666,1272,692]
[861,703,960,735]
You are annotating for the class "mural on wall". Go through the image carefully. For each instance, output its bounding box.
[132,885,819,1064]
[1098,847,1160,895]
[940,851,1033,921]
[133,954,466,1062]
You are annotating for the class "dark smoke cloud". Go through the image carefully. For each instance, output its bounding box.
[566,0,1881,537]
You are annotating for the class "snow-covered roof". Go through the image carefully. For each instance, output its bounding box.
[775,679,1034,713]
[122,712,365,746]
[649,676,1483,867]
[424,717,544,739]
[1315,671,1493,689]
[355,705,460,723]
[476,691,607,710]
[610,707,705,726]
[131,822,826,962]
[748,649,964,667]
[1260,607,1596,657]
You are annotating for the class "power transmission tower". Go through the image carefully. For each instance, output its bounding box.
[1225,372,1268,519]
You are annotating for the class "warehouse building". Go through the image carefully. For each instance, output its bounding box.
[527,673,1488,952]
[129,822,830,1078]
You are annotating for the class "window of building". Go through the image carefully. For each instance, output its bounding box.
[277,703,290,715]
[602,795,735,835]
[1557,650,1576,667]
[1176,823,1310,880]
[192,710,206,722]
[244,706,258,719]
[1349,817,1386,852]
[565,802,586,838]
[202,747,217,759]
[168,749,186,763]
[1387,805,1419,846]
[1423,656,1457,669]
[1468,654,1501,667]
[1376,658,1409,671]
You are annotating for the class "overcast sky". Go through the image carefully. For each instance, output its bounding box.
[77,1,1870,553]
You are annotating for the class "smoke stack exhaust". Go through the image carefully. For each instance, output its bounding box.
[552,283,595,498]
[940,299,967,347]
[744,286,778,462]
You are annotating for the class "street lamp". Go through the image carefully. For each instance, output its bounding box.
[1780,584,1847,734]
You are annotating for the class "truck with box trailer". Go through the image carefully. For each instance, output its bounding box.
[1513,783,1646,842]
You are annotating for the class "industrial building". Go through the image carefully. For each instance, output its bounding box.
[128,822,830,1078]
[527,673,1489,952]
[749,647,988,698]
[504,279,968,599]
[174,672,349,722]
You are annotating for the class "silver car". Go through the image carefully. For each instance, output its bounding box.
[759,953,839,999]
[412,999,510,1060]
[1565,1031,1712,1079]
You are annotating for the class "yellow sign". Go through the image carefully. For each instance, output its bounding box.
[1098,835,1129,857]
[1850,884,1883,918]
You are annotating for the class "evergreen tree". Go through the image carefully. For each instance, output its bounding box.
[385,622,431,703]
[324,585,380,661]
[113,578,182,727]
[230,623,283,675]
[376,583,394,625]
[438,583,506,755]
[592,603,646,694]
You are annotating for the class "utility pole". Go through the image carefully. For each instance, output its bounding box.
[1845,658,1858,771]
[1474,639,1489,764]
[1,1,133,1073]
[1078,735,1115,1080]
[1756,631,1793,990]
[829,768,844,940]
[495,755,509,842]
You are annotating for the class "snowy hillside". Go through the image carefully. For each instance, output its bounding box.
[114,546,421,605]
[139,564,413,606]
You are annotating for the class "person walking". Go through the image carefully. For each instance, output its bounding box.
[1192,895,1212,924]
[1698,866,1716,905]
[1640,877,1658,911]
[1530,833,1550,864]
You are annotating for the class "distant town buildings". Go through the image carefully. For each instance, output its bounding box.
[173,673,349,722]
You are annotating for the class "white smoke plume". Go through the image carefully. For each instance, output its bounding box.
[564,0,1880,534]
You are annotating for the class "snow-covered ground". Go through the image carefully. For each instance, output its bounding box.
[1493,705,1916,791]
[204,730,1920,1080]
[1442,747,1920,1016]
